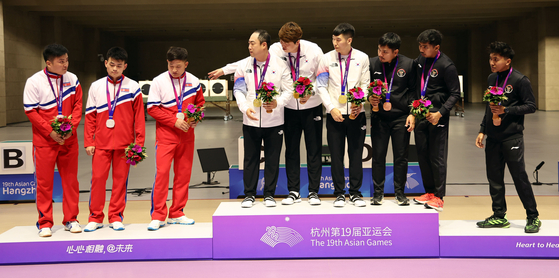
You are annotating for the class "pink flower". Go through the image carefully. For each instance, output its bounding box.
[373,86,382,96]
[187,104,196,113]
[60,123,71,132]
[132,144,142,153]
[296,85,305,94]
[354,88,364,99]
[201,112,205,118]
[424,100,432,107]
[265,83,275,91]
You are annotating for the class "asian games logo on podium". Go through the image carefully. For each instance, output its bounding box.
[260,226,304,247]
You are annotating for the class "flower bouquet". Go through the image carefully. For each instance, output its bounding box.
[124,143,147,166]
[50,115,73,145]
[293,76,313,104]
[367,79,388,112]
[182,103,205,131]
[410,97,435,124]
[255,82,278,113]
[483,86,508,126]
[347,86,366,120]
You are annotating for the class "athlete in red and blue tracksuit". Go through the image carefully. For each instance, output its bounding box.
[84,74,145,227]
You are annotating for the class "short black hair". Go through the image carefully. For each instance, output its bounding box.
[43,44,68,62]
[166,46,188,62]
[333,23,355,38]
[417,29,443,47]
[106,46,128,63]
[488,41,515,60]
[379,32,401,50]
[254,30,271,50]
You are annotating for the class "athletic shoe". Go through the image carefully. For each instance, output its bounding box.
[476,215,510,228]
[395,195,410,206]
[282,191,301,205]
[147,220,165,231]
[84,222,103,232]
[241,196,255,208]
[167,216,195,225]
[333,195,346,207]
[413,193,435,204]
[308,192,321,205]
[350,195,366,207]
[109,221,125,231]
[38,227,52,237]
[64,221,82,233]
[525,217,542,233]
[264,196,277,207]
[371,195,384,205]
[425,197,444,212]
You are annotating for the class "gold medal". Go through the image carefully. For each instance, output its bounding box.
[253,99,262,107]
[338,95,347,104]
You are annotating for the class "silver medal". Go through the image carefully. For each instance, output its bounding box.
[106,119,115,128]
[176,113,185,120]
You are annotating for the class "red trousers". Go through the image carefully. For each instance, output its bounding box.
[89,149,130,223]
[33,143,80,229]
[151,136,194,221]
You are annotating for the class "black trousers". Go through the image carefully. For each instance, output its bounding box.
[414,116,449,199]
[243,124,283,197]
[284,106,323,194]
[371,114,410,197]
[485,137,538,218]
[326,112,366,196]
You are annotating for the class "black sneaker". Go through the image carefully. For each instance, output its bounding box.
[395,195,410,206]
[476,215,510,228]
[281,191,301,205]
[264,196,277,207]
[350,195,366,207]
[308,192,321,205]
[525,217,542,233]
[241,196,255,208]
[371,195,384,205]
[333,195,346,207]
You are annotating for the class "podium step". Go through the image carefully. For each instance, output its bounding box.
[440,220,559,258]
[0,223,213,264]
[212,200,439,259]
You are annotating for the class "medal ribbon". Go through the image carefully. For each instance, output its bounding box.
[420,51,441,97]
[44,68,64,116]
[381,56,399,102]
[106,75,124,120]
[253,53,271,98]
[338,49,352,96]
[496,67,513,90]
[169,72,187,113]
[288,45,300,81]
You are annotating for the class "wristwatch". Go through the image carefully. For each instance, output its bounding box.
[504,107,510,114]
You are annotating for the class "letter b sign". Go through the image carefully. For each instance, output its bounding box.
[3,149,24,169]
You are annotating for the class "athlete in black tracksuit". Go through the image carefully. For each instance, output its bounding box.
[369,53,417,205]
[481,68,539,219]
[476,43,540,233]
[413,50,460,210]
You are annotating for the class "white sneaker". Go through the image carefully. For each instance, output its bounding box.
[147,220,165,231]
[109,221,125,231]
[167,216,195,225]
[333,195,346,207]
[282,191,301,205]
[84,222,103,232]
[64,221,82,233]
[308,192,321,205]
[264,196,277,207]
[241,196,255,208]
[38,227,52,237]
[350,195,366,207]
